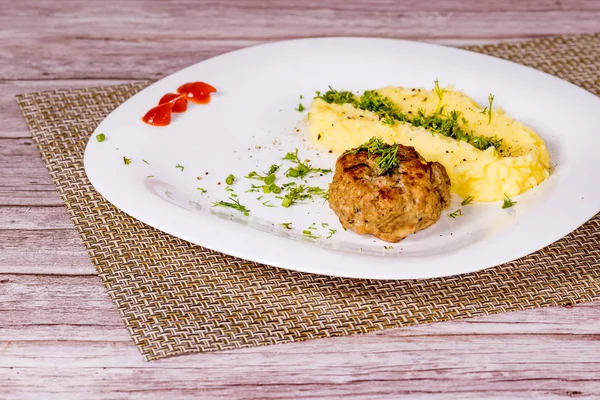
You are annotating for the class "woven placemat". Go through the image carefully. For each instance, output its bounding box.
[17,33,600,361]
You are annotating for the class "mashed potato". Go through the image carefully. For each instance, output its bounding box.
[308,85,550,202]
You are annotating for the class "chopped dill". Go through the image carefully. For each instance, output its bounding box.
[176,163,184,171]
[461,195,474,206]
[212,197,250,216]
[123,156,132,165]
[502,194,517,209]
[302,230,321,239]
[262,200,276,208]
[282,149,331,179]
[196,187,207,194]
[296,103,305,112]
[281,222,292,229]
[317,87,501,150]
[225,186,234,192]
[347,137,399,174]
[281,184,313,207]
[381,114,395,126]
[142,159,150,165]
[434,78,444,111]
[448,209,463,218]
[326,228,337,239]
[487,94,495,124]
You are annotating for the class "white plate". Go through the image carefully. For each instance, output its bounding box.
[83,37,600,280]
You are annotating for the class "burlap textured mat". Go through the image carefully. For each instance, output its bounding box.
[17,33,600,360]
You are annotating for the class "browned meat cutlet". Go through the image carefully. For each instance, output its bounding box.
[328,140,451,243]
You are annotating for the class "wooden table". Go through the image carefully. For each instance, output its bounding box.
[2,1,599,398]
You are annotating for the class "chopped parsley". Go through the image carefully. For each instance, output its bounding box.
[212,197,250,216]
[282,149,331,179]
[448,209,463,218]
[123,156,132,165]
[281,222,292,229]
[346,137,399,174]
[225,174,235,185]
[176,164,184,172]
[316,87,501,151]
[196,187,207,194]
[502,194,517,209]
[96,133,106,142]
[461,195,474,206]
[296,103,305,112]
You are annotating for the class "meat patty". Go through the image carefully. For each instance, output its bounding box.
[328,141,451,243]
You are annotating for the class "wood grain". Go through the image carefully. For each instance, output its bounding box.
[1,1,599,80]
[1,0,599,398]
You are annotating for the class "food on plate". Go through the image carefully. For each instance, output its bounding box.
[328,137,451,243]
[308,82,550,202]
[142,81,216,126]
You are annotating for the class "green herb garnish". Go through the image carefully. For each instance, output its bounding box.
[281,184,313,207]
[147,175,154,179]
[212,197,250,216]
[197,187,207,194]
[434,78,444,111]
[302,230,321,239]
[296,103,305,112]
[381,114,395,126]
[96,133,106,142]
[317,87,501,151]
[347,137,399,174]
[326,228,337,239]
[123,156,132,165]
[282,149,331,179]
[225,186,234,192]
[142,159,150,165]
[307,186,328,200]
[176,164,184,171]
[487,94,495,124]
[461,195,474,206]
[448,209,463,218]
[281,222,292,229]
[262,200,276,208]
[225,174,235,185]
[245,164,280,185]
[502,194,517,209]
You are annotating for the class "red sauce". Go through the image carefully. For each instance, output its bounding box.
[177,82,216,104]
[142,102,173,126]
[159,93,188,113]
[142,81,216,126]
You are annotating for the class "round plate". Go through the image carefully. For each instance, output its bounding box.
[83,37,600,280]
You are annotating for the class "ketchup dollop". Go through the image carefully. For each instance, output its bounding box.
[159,93,188,113]
[142,82,216,126]
[177,82,216,104]
[142,102,173,126]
